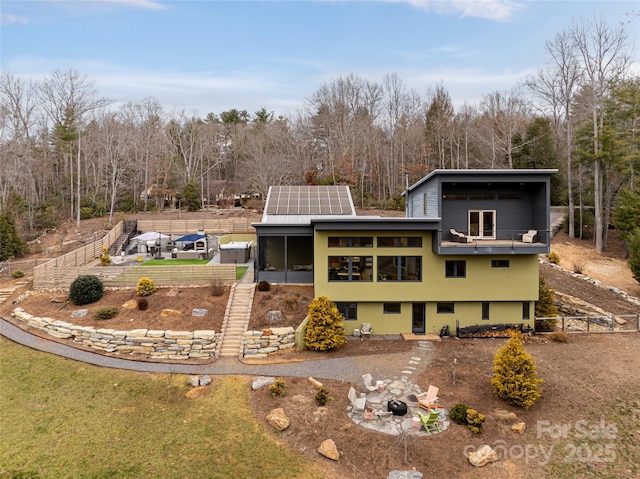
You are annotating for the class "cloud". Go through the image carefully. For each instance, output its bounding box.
[386,0,526,21]
[41,0,168,15]
[0,13,29,25]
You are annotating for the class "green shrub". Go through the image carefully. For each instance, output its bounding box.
[535,277,559,332]
[94,307,118,320]
[137,298,149,310]
[136,277,156,297]
[268,379,286,398]
[450,403,470,425]
[315,387,333,406]
[466,409,486,434]
[69,275,104,306]
[627,228,640,283]
[304,296,346,351]
[258,280,271,291]
[548,251,560,264]
[11,270,24,279]
[491,331,543,409]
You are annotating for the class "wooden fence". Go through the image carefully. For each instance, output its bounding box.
[33,264,237,290]
[0,258,50,279]
[136,218,255,235]
[32,222,124,289]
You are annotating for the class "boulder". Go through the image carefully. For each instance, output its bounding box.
[199,375,212,387]
[318,438,339,461]
[192,308,208,317]
[122,299,137,309]
[266,408,290,431]
[388,471,424,479]
[166,289,180,297]
[252,377,276,390]
[188,375,200,387]
[50,295,67,303]
[493,409,518,423]
[161,309,182,317]
[185,386,208,400]
[468,445,499,467]
[512,422,527,434]
[266,310,284,322]
[71,309,88,318]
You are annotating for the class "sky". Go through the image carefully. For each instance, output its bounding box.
[1,0,639,119]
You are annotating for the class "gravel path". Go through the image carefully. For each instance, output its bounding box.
[0,318,431,383]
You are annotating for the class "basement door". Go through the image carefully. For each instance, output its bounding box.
[412,303,426,334]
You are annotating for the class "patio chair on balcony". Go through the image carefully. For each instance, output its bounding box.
[522,230,537,243]
[450,228,471,243]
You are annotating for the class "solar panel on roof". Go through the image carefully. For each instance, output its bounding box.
[264,185,353,216]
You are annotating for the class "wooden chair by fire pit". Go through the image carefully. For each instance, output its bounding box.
[417,385,439,411]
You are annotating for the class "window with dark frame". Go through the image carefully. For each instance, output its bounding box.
[336,302,357,321]
[445,260,466,278]
[482,302,490,320]
[328,256,373,282]
[328,236,373,247]
[522,302,530,320]
[377,256,421,281]
[437,302,455,314]
[491,259,510,268]
[377,237,422,247]
[383,303,401,314]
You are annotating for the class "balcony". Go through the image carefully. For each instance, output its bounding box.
[435,229,550,255]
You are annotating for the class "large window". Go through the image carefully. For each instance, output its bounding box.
[445,260,466,278]
[522,302,531,320]
[377,256,421,281]
[328,236,373,247]
[328,256,373,281]
[377,237,422,247]
[336,302,357,321]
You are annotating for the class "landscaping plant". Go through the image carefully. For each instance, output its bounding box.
[94,307,118,320]
[137,298,149,311]
[69,275,104,306]
[304,296,346,351]
[491,331,543,409]
[268,379,286,398]
[449,403,470,425]
[136,277,156,297]
[535,277,559,332]
[465,409,486,434]
[258,280,271,291]
[99,246,112,266]
[315,387,333,406]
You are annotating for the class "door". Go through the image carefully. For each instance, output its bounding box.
[468,210,496,239]
[412,303,426,334]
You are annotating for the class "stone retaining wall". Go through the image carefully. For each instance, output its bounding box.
[11,308,219,359]
[243,327,296,358]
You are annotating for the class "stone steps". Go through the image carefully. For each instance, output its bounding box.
[217,283,255,358]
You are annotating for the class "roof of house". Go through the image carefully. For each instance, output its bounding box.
[402,168,558,196]
[261,185,356,224]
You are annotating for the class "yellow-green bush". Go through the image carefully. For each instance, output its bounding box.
[548,251,560,264]
[99,246,111,266]
[466,409,486,434]
[304,296,346,351]
[136,277,156,297]
[491,331,543,410]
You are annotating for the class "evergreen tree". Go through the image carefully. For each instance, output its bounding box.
[304,296,346,351]
[491,331,543,409]
[535,277,559,331]
[182,181,201,212]
[627,228,640,283]
[612,188,640,239]
[0,214,28,261]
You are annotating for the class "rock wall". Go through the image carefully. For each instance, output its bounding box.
[243,327,296,358]
[11,308,219,359]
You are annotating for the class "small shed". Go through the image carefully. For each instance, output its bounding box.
[220,241,253,264]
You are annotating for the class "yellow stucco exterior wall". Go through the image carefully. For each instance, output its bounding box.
[313,230,538,335]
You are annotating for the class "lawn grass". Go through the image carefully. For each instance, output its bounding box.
[236,266,248,280]
[0,338,323,479]
[143,258,210,265]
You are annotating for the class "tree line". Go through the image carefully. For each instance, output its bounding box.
[1,16,639,263]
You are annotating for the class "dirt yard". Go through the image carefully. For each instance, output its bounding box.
[2,210,639,478]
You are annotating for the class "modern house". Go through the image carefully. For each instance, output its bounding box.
[253,169,556,336]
